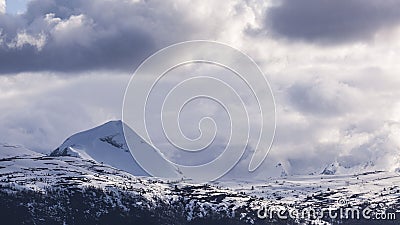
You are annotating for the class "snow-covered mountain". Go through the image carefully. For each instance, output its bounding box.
[0,142,42,158]
[2,121,400,224]
[0,143,399,224]
[0,142,273,224]
[50,120,182,178]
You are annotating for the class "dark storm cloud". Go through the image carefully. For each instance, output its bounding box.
[0,0,198,73]
[285,76,362,117]
[264,0,400,44]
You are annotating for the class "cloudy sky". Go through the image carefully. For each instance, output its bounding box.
[1,0,400,177]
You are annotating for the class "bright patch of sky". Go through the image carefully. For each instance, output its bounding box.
[6,0,29,14]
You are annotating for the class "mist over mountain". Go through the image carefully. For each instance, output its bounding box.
[49,120,399,180]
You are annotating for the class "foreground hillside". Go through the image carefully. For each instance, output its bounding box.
[0,143,266,225]
[1,143,399,224]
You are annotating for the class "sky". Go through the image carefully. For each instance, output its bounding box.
[1,0,400,177]
[1,0,30,14]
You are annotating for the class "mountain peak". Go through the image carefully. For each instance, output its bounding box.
[50,120,182,178]
[321,162,340,175]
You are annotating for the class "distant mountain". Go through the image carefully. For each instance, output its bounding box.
[50,120,400,181]
[50,120,182,178]
[0,142,42,158]
[321,162,339,175]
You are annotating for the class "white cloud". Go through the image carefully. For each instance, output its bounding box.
[0,0,5,14]
[51,14,95,47]
[7,31,46,50]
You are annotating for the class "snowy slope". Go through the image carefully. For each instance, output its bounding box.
[1,142,400,224]
[0,144,268,224]
[51,120,182,178]
[0,143,42,158]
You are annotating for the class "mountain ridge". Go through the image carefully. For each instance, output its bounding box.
[50,120,183,178]
[49,120,397,179]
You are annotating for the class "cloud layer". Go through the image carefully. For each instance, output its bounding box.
[1,0,400,178]
[0,72,130,151]
[0,0,230,73]
[265,0,400,44]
